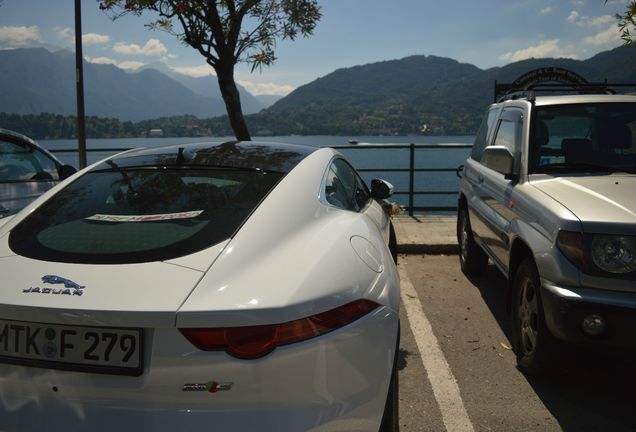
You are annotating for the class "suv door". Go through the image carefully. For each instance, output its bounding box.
[469,107,523,269]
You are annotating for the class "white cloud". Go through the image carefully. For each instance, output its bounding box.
[567,12,615,27]
[237,80,295,96]
[160,54,177,63]
[87,56,118,65]
[118,61,145,70]
[53,26,73,41]
[83,33,110,45]
[86,56,144,70]
[567,10,580,23]
[586,15,615,26]
[0,25,41,48]
[171,65,215,77]
[499,39,577,62]
[539,7,552,15]
[113,38,167,56]
[583,24,623,45]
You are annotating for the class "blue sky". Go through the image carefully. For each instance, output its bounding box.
[0,0,631,96]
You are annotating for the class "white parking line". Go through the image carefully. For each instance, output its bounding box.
[399,263,475,432]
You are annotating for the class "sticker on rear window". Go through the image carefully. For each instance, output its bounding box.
[86,211,204,223]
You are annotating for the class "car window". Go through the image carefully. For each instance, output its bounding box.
[531,103,636,173]
[0,139,59,182]
[493,120,518,154]
[471,107,500,160]
[324,159,370,212]
[9,167,284,264]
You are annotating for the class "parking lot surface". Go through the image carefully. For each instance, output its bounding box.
[397,254,636,432]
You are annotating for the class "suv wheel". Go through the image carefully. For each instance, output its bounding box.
[457,205,487,274]
[511,258,559,376]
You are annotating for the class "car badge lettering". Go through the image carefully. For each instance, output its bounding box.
[182,382,233,393]
[22,275,85,296]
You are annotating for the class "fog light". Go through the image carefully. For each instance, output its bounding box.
[581,314,606,336]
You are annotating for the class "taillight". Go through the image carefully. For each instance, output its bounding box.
[179,299,379,359]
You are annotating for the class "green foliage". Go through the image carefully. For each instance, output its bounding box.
[99,0,320,70]
[99,0,321,139]
[606,0,636,45]
[0,113,228,140]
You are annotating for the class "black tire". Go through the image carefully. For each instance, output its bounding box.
[379,337,399,432]
[389,222,398,265]
[457,205,488,274]
[511,258,559,377]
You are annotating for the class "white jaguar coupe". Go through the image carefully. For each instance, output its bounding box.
[0,141,400,432]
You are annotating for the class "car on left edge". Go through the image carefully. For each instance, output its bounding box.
[0,128,76,218]
[0,140,400,432]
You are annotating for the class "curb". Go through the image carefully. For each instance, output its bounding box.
[397,243,459,255]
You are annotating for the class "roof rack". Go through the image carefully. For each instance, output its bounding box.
[494,67,636,102]
[496,83,628,102]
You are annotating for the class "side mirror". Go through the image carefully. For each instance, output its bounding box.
[370,179,394,199]
[58,165,77,180]
[481,146,515,178]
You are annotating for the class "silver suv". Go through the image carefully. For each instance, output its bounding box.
[457,93,636,376]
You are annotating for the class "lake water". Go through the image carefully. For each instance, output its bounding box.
[41,135,475,212]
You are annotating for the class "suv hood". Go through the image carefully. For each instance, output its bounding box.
[531,174,636,233]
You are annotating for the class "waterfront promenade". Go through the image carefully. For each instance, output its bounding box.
[394,214,458,255]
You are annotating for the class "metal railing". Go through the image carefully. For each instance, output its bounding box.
[326,143,472,216]
[51,143,472,216]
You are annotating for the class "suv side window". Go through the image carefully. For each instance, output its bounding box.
[484,109,523,172]
[324,159,370,212]
[471,107,500,161]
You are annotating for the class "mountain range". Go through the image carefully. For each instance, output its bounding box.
[1,46,635,136]
[245,45,636,136]
[0,48,271,122]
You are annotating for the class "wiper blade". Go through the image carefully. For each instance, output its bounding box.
[541,162,636,174]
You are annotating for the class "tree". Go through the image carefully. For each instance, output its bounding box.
[617,1,636,45]
[608,0,636,45]
[100,0,321,140]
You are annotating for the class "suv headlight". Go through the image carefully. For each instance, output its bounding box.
[557,231,636,276]
[591,235,636,274]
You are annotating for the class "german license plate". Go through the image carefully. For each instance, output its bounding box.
[0,319,143,376]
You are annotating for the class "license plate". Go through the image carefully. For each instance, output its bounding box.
[0,319,143,376]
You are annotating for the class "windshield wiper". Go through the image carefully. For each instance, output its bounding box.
[540,162,636,174]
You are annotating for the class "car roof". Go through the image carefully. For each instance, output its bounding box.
[0,128,39,147]
[99,141,318,174]
[533,94,636,106]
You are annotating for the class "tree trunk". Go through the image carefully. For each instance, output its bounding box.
[216,65,251,141]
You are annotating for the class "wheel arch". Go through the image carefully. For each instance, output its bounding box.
[507,237,535,312]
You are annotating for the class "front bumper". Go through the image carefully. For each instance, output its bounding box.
[541,281,636,349]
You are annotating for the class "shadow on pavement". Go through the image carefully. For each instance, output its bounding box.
[464,263,636,432]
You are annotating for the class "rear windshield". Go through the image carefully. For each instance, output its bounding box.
[9,167,283,264]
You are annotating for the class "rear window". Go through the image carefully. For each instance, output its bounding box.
[9,167,283,264]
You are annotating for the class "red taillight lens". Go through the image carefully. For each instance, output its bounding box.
[179,299,379,359]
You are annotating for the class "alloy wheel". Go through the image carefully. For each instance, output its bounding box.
[518,277,539,356]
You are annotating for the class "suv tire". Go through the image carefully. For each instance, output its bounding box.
[511,258,559,377]
[457,205,488,274]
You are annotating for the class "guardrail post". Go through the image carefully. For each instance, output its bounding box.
[409,143,415,217]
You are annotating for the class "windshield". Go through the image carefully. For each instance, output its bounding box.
[9,167,283,264]
[530,103,636,174]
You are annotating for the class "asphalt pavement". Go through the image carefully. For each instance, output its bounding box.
[395,218,636,432]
